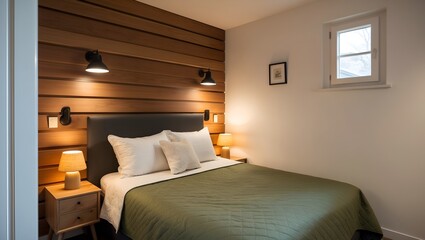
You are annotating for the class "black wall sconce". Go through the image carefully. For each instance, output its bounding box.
[198,69,216,86]
[204,109,210,121]
[85,50,109,73]
[60,106,72,126]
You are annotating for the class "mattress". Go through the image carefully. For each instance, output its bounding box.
[103,162,383,240]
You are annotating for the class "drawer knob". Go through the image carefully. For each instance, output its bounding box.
[77,216,81,220]
[77,201,81,205]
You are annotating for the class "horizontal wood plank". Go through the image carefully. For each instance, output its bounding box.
[39,62,225,93]
[39,79,225,103]
[38,114,88,131]
[39,97,225,114]
[205,124,225,134]
[82,0,225,40]
[39,166,87,186]
[204,113,225,124]
[39,7,224,61]
[215,114,225,124]
[39,0,224,50]
[38,44,225,82]
[39,146,87,167]
[39,27,224,71]
[39,130,87,148]
[39,65,224,95]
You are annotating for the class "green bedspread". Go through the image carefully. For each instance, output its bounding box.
[120,164,382,240]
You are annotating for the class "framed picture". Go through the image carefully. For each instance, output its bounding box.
[269,62,287,85]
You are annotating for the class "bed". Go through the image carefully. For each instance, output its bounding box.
[87,113,383,240]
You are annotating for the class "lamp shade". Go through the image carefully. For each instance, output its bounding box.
[85,50,109,73]
[58,150,86,172]
[217,133,233,147]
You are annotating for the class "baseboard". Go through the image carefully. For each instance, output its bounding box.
[382,227,423,240]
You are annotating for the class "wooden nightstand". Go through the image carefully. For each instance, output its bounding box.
[45,181,101,240]
[230,156,248,163]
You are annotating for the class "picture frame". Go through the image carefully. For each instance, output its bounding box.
[269,62,287,85]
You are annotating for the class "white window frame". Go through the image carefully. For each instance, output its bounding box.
[323,10,387,89]
[331,16,379,85]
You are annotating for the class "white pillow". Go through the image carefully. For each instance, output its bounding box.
[159,140,201,174]
[107,132,169,177]
[165,127,216,162]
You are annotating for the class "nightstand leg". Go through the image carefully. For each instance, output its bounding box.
[57,233,64,240]
[47,228,53,240]
[90,224,98,240]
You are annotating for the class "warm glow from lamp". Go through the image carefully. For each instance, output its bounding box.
[58,150,86,190]
[217,133,233,159]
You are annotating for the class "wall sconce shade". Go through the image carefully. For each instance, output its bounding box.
[58,150,87,190]
[85,50,109,73]
[198,69,216,86]
[60,106,72,126]
[217,133,233,159]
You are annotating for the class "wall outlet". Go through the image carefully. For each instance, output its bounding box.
[48,116,58,128]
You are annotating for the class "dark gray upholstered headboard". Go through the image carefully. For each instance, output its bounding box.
[87,113,204,187]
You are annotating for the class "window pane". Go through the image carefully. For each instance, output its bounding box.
[338,54,371,79]
[339,26,371,55]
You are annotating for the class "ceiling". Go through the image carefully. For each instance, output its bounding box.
[136,0,318,30]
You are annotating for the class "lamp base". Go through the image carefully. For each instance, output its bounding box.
[220,146,230,159]
[64,171,81,190]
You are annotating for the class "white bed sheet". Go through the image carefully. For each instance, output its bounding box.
[100,157,241,231]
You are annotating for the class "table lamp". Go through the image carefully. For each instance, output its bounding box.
[217,133,233,159]
[58,150,87,190]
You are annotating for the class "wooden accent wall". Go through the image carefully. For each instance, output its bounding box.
[38,0,225,236]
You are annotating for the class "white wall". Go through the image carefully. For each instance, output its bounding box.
[0,0,38,239]
[225,0,425,239]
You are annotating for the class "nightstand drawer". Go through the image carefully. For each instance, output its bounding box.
[60,193,97,214]
[59,208,98,230]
